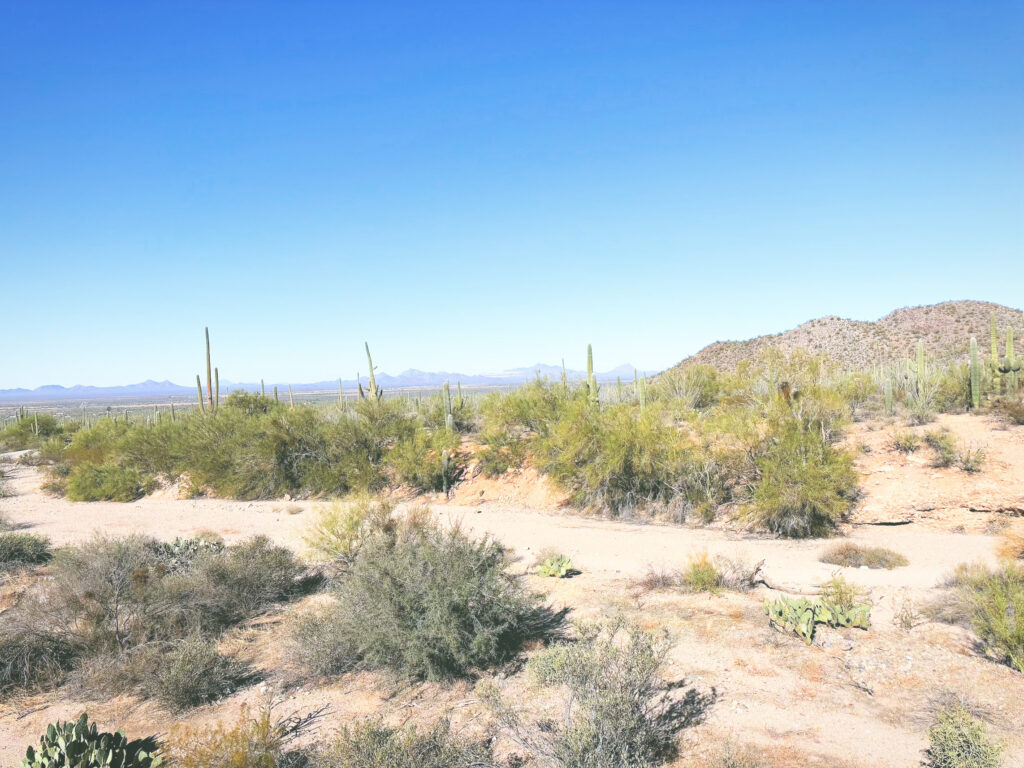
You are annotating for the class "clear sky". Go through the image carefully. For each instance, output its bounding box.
[2,1,1022,388]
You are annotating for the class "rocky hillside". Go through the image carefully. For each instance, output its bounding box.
[674,300,1024,371]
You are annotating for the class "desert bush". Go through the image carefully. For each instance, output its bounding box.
[487,619,681,768]
[66,462,151,502]
[924,429,958,467]
[953,563,1024,673]
[154,637,247,712]
[680,553,724,593]
[890,429,920,453]
[0,532,52,571]
[316,719,491,768]
[167,700,319,768]
[303,496,398,567]
[386,426,461,492]
[957,446,986,473]
[537,401,694,516]
[293,519,557,680]
[0,413,63,451]
[993,396,1024,425]
[820,542,908,569]
[818,574,863,613]
[748,413,857,537]
[924,703,1002,768]
[0,618,80,693]
[652,365,720,410]
[20,713,163,768]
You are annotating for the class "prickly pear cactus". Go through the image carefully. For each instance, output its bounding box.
[21,714,162,768]
[765,596,871,643]
[537,554,575,578]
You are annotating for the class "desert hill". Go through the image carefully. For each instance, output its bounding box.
[673,300,1024,371]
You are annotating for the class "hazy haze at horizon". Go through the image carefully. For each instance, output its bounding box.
[2,2,1021,388]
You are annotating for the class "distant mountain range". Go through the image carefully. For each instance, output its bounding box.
[0,364,642,403]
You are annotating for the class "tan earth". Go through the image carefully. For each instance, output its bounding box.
[1,413,1023,767]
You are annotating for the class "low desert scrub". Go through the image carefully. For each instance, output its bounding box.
[820,541,908,569]
[890,429,920,453]
[0,468,10,498]
[303,495,399,567]
[948,563,1024,673]
[66,461,152,502]
[153,637,250,712]
[992,396,1024,425]
[0,534,302,702]
[924,702,1003,768]
[293,517,560,681]
[485,618,686,768]
[694,741,769,768]
[632,556,762,595]
[956,446,986,473]
[0,532,52,571]
[167,699,321,768]
[921,429,985,473]
[315,719,492,768]
[0,412,65,451]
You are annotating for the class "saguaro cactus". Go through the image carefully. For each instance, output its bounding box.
[586,344,598,405]
[364,343,382,402]
[1000,327,1021,393]
[196,375,205,412]
[969,337,981,409]
[443,381,454,431]
[205,327,214,411]
[214,367,220,411]
[288,385,295,408]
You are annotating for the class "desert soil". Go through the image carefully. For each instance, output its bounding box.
[1,413,1023,766]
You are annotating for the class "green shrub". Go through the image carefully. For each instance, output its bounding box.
[680,553,725,593]
[924,703,1002,768]
[293,519,558,680]
[386,426,461,492]
[66,462,151,502]
[154,637,245,712]
[749,416,857,537]
[820,542,908,569]
[924,429,958,468]
[316,719,491,768]
[955,563,1024,672]
[20,713,163,768]
[487,619,682,768]
[303,496,398,566]
[957,447,986,473]
[890,430,920,453]
[0,413,63,451]
[0,532,52,571]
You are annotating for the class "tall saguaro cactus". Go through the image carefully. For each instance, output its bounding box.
[1000,327,1021,393]
[205,327,214,411]
[586,344,598,405]
[443,381,454,431]
[196,375,205,412]
[363,343,382,402]
[214,368,220,410]
[969,337,981,409]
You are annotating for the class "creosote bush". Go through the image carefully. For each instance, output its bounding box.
[0,534,301,704]
[820,542,908,570]
[66,462,151,502]
[293,516,559,681]
[485,618,685,768]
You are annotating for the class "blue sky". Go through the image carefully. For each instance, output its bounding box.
[2,1,1022,388]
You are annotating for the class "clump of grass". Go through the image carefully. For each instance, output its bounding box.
[317,719,492,768]
[293,517,560,681]
[818,574,863,613]
[66,462,152,502]
[167,700,321,768]
[890,429,920,453]
[924,702,1002,768]
[0,532,52,571]
[680,553,725,593]
[632,557,762,595]
[695,741,769,768]
[303,495,398,568]
[957,446,986,474]
[924,429,959,468]
[820,541,908,569]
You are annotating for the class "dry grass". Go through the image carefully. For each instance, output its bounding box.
[820,541,908,569]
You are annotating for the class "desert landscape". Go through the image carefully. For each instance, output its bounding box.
[2,301,1024,768]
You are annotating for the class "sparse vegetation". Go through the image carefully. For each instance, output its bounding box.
[820,541,908,569]
[924,702,1003,768]
[293,516,559,680]
[950,563,1024,673]
[890,429,920,453]
[0,532,52,571]
[316,719,492,768]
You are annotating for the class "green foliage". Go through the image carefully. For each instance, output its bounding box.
[680,553,724,593]
[0,413,63,451]
[154,637,245,712]
[537,551,575,578]
[954,563,1024,673]
[386,425,462,492]
[21,714,162,768]
[293,518,558,680]
[924,703,1003,768]
[749,408,857,538]
[303,495,398,567]
[0,533,53,571]
[316,719,491,768]
[890,429,920,453]
[820,542,908,569]
[489,619,681,768]
[765,590,871,643]
[67,462,152,502]
[924,428,958,467]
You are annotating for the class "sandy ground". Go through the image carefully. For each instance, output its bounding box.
[1,413,1023,766]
